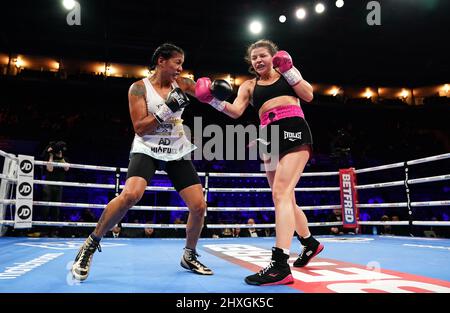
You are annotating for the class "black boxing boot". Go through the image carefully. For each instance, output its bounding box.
[245,247,293,286]
[293,235,324,267]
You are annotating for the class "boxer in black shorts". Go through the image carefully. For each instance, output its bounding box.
[196,39,323,286]
[71,43,233,281]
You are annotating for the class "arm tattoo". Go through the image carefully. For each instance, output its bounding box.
[130,83,146,96]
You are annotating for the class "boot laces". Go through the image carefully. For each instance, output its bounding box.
[186,249,208,269]
[299,246,307,258]
[79,241,101,268]
[259,260,275,276]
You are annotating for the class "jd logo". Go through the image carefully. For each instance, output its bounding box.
[17,205,32,220]
[158,138,171,146]
[20,160,33,174]
[18,182,32,197]
[367,1,381,26]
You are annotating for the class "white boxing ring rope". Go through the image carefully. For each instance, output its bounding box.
[0,149,449,232]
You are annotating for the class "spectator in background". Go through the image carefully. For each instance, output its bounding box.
[380,215,392,235]
[221,227,234,238]
[239,218,263,237]
[111,225,121,238]
[41,141,69,221]
[40,141,70,237]
[329,209,344,235]
[144,227,158,238]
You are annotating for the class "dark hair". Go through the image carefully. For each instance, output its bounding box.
[41,140,67,159]
[150,43,184,70]
[245,39,278,76]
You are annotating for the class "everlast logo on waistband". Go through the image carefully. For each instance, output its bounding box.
[284,131,302,141]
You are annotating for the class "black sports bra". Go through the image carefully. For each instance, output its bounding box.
[252,77,298,112]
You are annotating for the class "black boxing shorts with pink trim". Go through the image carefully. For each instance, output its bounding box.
[259,116,313,157]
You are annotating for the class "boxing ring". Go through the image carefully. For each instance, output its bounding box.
[0,149,449,293]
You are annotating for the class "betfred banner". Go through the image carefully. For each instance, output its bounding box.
[339,168,358,229]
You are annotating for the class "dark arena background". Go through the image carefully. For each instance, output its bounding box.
[0,0,449,306]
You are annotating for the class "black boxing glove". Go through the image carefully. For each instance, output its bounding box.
[195,78,233,111]
[153,87,190,123]
[211,79,233,101]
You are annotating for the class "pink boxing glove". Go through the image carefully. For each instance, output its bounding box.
[195,77,214,103]
[272,50,303,86]
[195,77,228,111]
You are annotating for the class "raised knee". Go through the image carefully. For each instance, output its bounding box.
[120,190,142,208]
